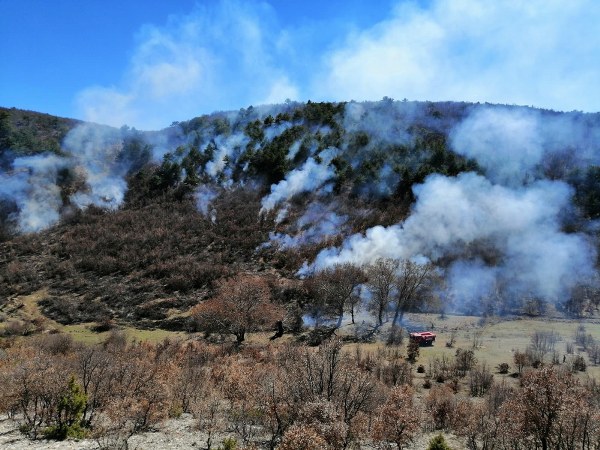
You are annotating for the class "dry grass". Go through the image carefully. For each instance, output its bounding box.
[0,289,187,344]
[407,313,600,380]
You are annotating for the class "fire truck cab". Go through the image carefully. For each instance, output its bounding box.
[409,331,436,346]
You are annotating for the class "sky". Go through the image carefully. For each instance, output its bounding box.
[1,0,599,130]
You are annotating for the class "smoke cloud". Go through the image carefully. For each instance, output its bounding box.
[451,106,600,187]
[63,124,128,209]
[205,133,249,180]
[194,185,217,224]
[260,148,338,213]
[75,1,300,130]
[269,202,347,248]
[450,107,544,186]
[0,122,160,233]
[0,155,67,233]
[308,172,595,305]
[316,0,600,112]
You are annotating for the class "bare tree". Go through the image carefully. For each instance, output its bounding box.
[391,259,433,328]
[366,258,399,326]
[499,366,582,450]
[372,385,421,449]
[306,263,366,328]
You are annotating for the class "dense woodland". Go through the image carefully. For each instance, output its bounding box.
[1,100,600,448]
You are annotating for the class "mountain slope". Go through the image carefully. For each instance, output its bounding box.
[1,99,600,330]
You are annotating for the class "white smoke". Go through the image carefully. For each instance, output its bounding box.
[269,202,347,248]
[194,185,217,224]
[343,100,415,146]
[451,107,544,186]
[308,172,595,304]
[205,133,249,179]
[63,123,127,209]
[316,0,600,113]
[264,121,294,142]
[286,141,302,160]
[260,147,338,213]
[446,260,499,313]
[75,1,300,130]
[0,123,141,232]
[0,155,67,233]
[451,106,600,186]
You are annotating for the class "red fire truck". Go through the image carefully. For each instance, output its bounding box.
[409,331,436,346]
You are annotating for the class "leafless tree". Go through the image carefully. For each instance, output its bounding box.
[306,263,366,328]
[372,385,421,449]
[391,259,434,328]
[366,258,399,326]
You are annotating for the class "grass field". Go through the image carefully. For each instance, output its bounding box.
[0,289,187,344]
[341,312,600,382]
[2,290,600,380]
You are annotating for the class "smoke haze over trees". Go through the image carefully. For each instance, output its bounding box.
[1,99,600,327]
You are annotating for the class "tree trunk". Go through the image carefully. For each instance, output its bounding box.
[235,330,245,344]
[270,321,284,340]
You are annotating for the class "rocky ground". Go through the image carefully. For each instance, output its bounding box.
[0,414,464,449]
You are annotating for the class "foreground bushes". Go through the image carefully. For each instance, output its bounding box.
[1,334,600,449]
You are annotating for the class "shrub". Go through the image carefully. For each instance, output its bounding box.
[469,364,494,397]
[454,348,476,376]
[428,433,452,450]
[497,362,510,374]
[41,376,87,440]
[571,355,587,372]
[217,437,238,450]
[407,339,420,364]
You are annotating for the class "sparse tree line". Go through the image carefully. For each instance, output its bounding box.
[189,258,600,350]
[188,259,435,346]
[1,332,600,450]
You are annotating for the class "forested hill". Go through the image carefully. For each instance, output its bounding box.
[1,100,600,330]
[0,106,80,156]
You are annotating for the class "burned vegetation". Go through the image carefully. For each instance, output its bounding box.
[1,99,600,448]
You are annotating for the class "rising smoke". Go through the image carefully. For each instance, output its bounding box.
[0,123,159,232]
[0,154,67,232]
[1,100,598,313]
[260,147,338,213]
[268,202,347,248]
[305,105,600,310]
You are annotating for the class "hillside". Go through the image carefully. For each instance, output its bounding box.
[0,107,80,156]
[2,100,600,450]
[1,100,600,334]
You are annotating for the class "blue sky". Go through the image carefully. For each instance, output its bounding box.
[1,0,598,130]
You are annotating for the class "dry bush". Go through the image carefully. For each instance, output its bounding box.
[191,274,284,343]
[372,385,421,449]
[36,332,75,355]
[278,424,329,450]
[0,345,78,438]
[498,366,600,449]
[454,348,477,377]
[425,385,459,431]
[427,354,454,383]
[469,364,494,397]
[2,319,36,337]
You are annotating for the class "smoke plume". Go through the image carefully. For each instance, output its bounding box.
[260,148,338,213]
[308,172,595,306]
[269,202,347,248]
[0,155,67,233]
